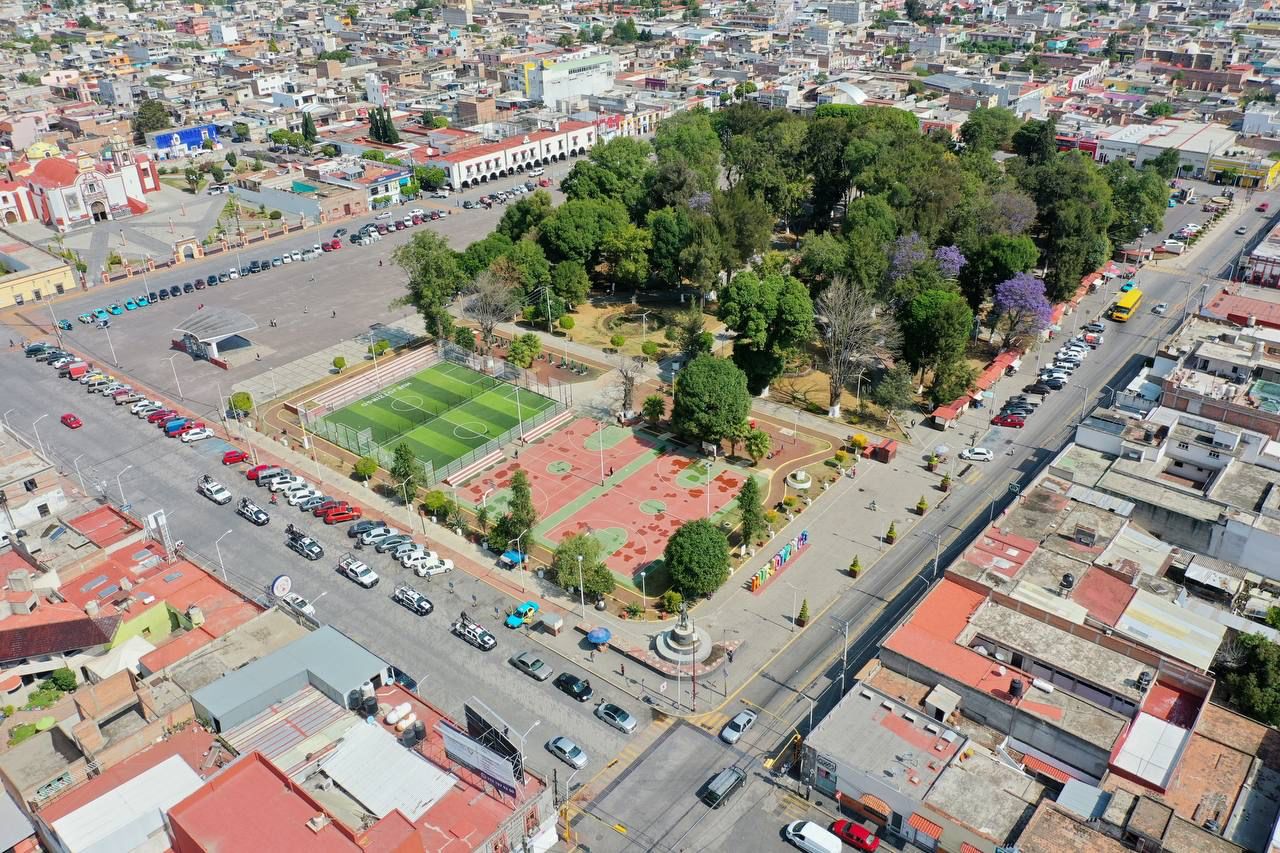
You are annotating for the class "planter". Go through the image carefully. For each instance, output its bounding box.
[886,533,897,544]
[940,477,952,493]
[927,460,939,473]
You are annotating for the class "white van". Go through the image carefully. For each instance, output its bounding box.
[432,189,450,199]
[783,821,842,853]
[528,166,545,177]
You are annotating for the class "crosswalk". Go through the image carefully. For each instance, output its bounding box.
[778,791,814,822]
[694,710,733,734]
[610,714,675,770]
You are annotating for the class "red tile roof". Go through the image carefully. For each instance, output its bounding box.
[68,505,140,548]
[1023,754,1070,783]
[0,608,120,662]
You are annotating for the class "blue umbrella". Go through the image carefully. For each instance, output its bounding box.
[587,627,612,645]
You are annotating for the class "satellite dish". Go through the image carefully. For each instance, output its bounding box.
[271,575,293,597]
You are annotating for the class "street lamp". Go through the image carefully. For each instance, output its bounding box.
[507,532,528,591]
[214,528,234,583]
[638,570,646,615]
[2,409,13,431]
[576,553,586,619]
[31,414,48,458]
[115,464,133,506]
[482,487,494,508]
[831,617,853,698]
[164,354,184,399]
[72,453,88,494]
[784,580,801,633]
[104,325,119,367]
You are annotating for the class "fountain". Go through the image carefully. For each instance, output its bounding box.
[654,602,713,665]
[785,469,812,490]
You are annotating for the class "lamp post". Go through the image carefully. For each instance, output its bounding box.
[596,421,606,485]
[507,532,528,591]
[576,553,586,619]
[164,354,184,399]
[784,580,800,633]
[31,414,48,457]
[831,618,852,698]
[482,487,494,508]
[638,570,646,615]
[214,528,234,583]
[72,453,88,494]
[104,325,119,366]
[115,464,133,506]
[2,409,13,431]
[47,301,62,347]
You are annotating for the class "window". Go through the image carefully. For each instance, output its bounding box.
[36,504,49,518]
[1178,441,1189,449]
[1210,450,1221,459]
[12,295,21,305]
[31,290,40,301]
[22,478,37,492]
[55,283,64,295]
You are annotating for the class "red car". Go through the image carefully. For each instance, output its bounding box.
[538,178,552,187]
[246,464,272,480]
[171,421,206,437]
[830,820,880,852]
[147,409,178,424]
[330,238,341,249]
[323,506,363,524]
[313,500,347,517]
[991,413,1026,428]
[223,449,249,465]
[60,413,82,429]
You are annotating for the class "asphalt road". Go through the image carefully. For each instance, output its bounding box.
[0,346,647,792]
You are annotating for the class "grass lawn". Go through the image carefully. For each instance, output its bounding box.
[317,362,557,473]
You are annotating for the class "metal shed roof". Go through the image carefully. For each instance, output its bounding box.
[50,754,203,852]
[173,307,258,342]
[320,720,454,821]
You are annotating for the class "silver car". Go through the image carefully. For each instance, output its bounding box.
[547,736,588,769]
[720,710,757,744]
[594,702,637,734]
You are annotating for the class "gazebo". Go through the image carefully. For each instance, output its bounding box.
[172,308,259,362]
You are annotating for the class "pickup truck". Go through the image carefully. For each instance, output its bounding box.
[337,552,379,587]
[236,497,270,526]
[451,613,497,651]
[284,524,324,561]
[197,475,232,505]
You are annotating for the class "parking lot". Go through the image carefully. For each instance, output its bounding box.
[0,346,650,789]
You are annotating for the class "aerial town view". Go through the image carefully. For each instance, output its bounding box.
[5,0,1280,851]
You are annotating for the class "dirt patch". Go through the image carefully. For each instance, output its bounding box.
[558,301,724,360]
[769,370,908,442]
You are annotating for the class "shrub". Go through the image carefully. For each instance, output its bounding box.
[833,450,849,465]
[353,456,378,481]
[641,340,659,359]
[230,391,253,414]
[625,602,643,618]
[642,394,666,424]
[48,668,76,692]
[783,495,798,509]
[764,509,780,526]
[887,522,897,540]
[797,599,810,624]
[849,433,868,451]
[332,356,346,372]
[610,333,626,349]
[658,589,683,614]
[559,315,575,331]
[268,210,282,220]
[917,496,929,514]
[422,490,452,514]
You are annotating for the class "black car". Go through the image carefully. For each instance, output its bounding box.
[1043,378,1066,390]
[1002,405,1034,417]
[249,260,261,273]
[182,282,195,293]
[348,519,382,538]
[260,257,271,269]
[240,267,251,277]
[194,279,206,290]
[1024,382,1052,395]
[207,275,218,286]
[157,289,169,300]
[554,672,594,702]
[148,291,159,302]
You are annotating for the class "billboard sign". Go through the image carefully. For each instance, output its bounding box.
[438,722,518,796]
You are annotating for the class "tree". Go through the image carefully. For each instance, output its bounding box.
[464,268,523,350]
[507,332,542,367]
[501,240,552,296]
[550,533,615,598]
[551,260,590,307]
[560,137,653,217]
[132,99,170,142]
[797,232,848,294]
[225,151,238,168]
[453,327,477,351]
[1104,159,1169,244]
[744,428,771,465]
[538,198,629,268]
[497,190,554,241]
[493,469,537,548]
[992,273,1053,343]
[816,277,900,417]
[958,234,1039,312]
[672,355,751,446]
[873,364,914,429]
[354,456,379,481]
[210,165,226,184]
[718,269,815,395]
[1221,633,1280,726]
[1146,148,1181,180]
[642,394,666,424]
[653,110,722,192]
[1011,118,1057,166]
[48,668,76,692]
[676,309,714,359]
[389,442,421,501]
[345,3,358,22]
[737,476,766,545]
[959,106,1021,152]
[598,223,650,289]
[393,232,467,338]
[458,233,514,278]
[664,519,731,598]
[416,165,447,190]
[805,116,855,228]
[615,354,644,413]
[646,207,693,290]
[1024,152,1115,301]
[201,138,215,151]
[230,391,253,416]
[184,166,200,192]
[332,356,347,372]
[1147,101,1175,118]
[710,185,773,278]
[301,112,318,143]
[900,289,972,380]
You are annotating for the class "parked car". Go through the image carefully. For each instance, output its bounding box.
[223,449,249,465]
[1153,302,1169,315]
[236,497,270,526]
[60,413,82,429]
[392,584,433,616]
[720,710,757,744]
[547,736,587,769]
[991,413,1026,428]
[594,702,637,734]
[451,613,497,651]
[512,651,553,681]
[284,524,324,560]
[181,427,215,443]
[197,475,233,505]
[323,506,364,524]
[830,820,881,852]
[280,592,315,618]
[959,447,993,462]
[338,553,379,587]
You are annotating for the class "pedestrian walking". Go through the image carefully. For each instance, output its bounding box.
[7,339,12,348]
[331,309,336,318]
[303,306,308,313]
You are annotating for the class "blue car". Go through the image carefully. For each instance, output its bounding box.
[1120,281,1135,292]
[136,295,149,307]
[125,299,138,310]
[108,303,123,315]
[93,308,109,320]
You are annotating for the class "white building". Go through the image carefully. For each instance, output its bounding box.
[1244,103,1280,138]
[828,1,865,24]
[518,54,618,108]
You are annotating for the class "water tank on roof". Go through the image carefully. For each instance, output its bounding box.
[361,697,378,716]
[361,681,375,700]
[396,713,416,732]
[1010,678,1024,699]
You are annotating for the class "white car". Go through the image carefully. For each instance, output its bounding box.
[547,736,588,769]
[228,268,239,279]
[181,427,214,443]
[410,208,425,218]
[414,557,454,578]
[287,487,321,506]
[270,475,306,493]
[401,549,440,569]
[960,447,994,462]
[281,592,315,617]
[1153,302,1169,315]
[281,253,292,264]
[290,250,302,262]
[375,211,392,220]
[131,399,159,414]
[312,242,323,254]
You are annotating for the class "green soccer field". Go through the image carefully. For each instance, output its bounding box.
[317,362,557,473]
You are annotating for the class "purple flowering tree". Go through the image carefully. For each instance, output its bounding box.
[993,272,1053,344]
[889,233,927,283]
[990,190,1038,235]
[934,246,967,279]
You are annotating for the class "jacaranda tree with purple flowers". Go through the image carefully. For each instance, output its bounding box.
[993,273,1053,344]
[934,246,966,279]
[889,233,928,283]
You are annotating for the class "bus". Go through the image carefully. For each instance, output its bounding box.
[1109,289,1143,322]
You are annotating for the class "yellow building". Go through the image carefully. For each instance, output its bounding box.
[1206,153,1280,189]
[0,233,78,309]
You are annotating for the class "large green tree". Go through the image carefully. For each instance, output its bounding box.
[497,190,554,241]
[664,519,731,598]
[551,260,590,307]
[1222,633,1280,726]
[394,231,467,338]
[672,355,751,446]
[736,475,766,546]
[560,136,653,218]
[131,98,170,142]
[1104,159,1169,244]
[718,269,815,395]
[1022,151,1115,301]
[493,469,537,549]
[710,186,773,279]
[1011,118,1057,166]
[458,232,514,278]
[900,289,972,381]
[653,109,722,192]
[958,234,1039,311]
[804,116,854,229]
[538,197,629,268]
[550,533,615,598]
[598,223,651,290]
[959,106,1021,153]
[646,207,694,290]
[390,442,421,500]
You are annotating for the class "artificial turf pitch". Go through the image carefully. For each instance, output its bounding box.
[317,362,557,472]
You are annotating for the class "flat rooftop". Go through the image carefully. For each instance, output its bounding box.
[923,749,1043,847]
[1049,444,1115,489]
[1097,463,1224,523]
[1015,801,1128,853]
[1209,458,1280,515]
[153,607,307,692]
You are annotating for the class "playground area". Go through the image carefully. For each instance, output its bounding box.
[458,417,754,587]
[310,361,559,477]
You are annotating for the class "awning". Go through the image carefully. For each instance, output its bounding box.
[908,813,943,840]
[960,844,983,853]
[859,793,891,818]
[1022,754,1070,783]
[0,674,19,692]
